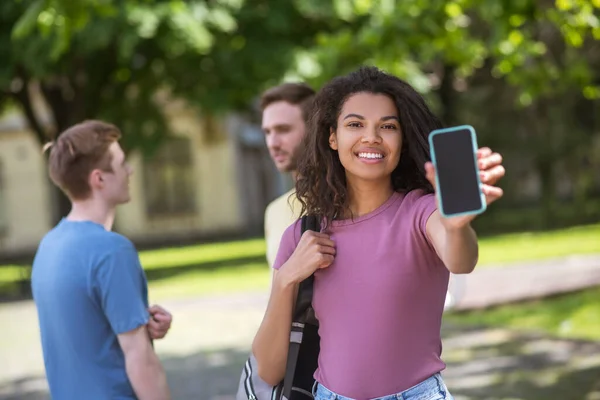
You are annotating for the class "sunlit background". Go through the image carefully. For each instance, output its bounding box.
[1,1,600,399]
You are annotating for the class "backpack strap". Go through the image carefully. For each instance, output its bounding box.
[280,215,320,399]
[300,215,319,236]
[293,215,319,318]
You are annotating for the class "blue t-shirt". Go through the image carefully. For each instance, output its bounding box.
[31,219,150,400]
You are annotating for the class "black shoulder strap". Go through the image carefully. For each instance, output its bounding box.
[294,215,319,318]
[280,215,320,399]
[300,215,319,235]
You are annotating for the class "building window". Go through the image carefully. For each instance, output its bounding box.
[143,137,197,217]
[0,161,7,234]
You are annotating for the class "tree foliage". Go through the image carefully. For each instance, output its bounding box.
[285,0,600,226]
[2,0,599,226]
[291,0,600,102]
[1,0,340,153]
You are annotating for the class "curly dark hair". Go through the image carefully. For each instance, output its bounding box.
[295,66,443,225]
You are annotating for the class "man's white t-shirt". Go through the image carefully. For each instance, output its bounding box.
[264,189,302,267]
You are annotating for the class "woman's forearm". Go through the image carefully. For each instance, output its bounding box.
[439,225,479,274]
[251,269,298,386]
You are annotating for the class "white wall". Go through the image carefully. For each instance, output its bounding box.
[0,97,249,255]
[115,103,244,241]
[0,131,52,256]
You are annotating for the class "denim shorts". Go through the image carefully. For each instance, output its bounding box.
[312,373,454,400]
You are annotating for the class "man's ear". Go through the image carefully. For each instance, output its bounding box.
[329,128,338,150]
[89,169,103,190]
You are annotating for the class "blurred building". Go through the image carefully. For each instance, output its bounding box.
[0,115,52,258]
[0,96,286,260]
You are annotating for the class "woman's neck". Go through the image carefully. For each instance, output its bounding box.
[345,178,394,218]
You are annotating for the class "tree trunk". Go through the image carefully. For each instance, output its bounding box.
[536,157,556,228]
[39,80,83,223]
[11,74,49,145]
[438,63,458,126]
[11,75,79,223]
[529,100,557,229]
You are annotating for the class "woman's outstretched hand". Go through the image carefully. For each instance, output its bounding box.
[425,147,506,230]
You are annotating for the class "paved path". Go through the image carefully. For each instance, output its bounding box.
[451,254,600,310]
[2,254,600,400]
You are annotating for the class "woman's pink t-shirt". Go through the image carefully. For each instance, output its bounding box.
[273,190,449,399]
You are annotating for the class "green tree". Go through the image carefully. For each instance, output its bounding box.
[3,0,599,227]
[0,0,340,219]
[289,0,600,226]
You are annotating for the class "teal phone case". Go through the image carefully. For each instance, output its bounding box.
[428,125,486,218]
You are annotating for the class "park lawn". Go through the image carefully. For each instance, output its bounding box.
[0,265,25,282]
[134,238,273,300]
[476,223,600,266]
[1,223,598,300]
[147,261,270,301]
[0,238,273,300]
[445,286,600,341]
[0,266,30,298]
[0,260,272,301]
[143,223,600,299]
[138,238,266,270]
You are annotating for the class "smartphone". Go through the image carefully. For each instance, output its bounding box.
[428,125,486,218]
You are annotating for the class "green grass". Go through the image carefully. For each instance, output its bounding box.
[138,222,600,300]
[0,265,29,299]
[140,238,272,300]
[477,223,600,266]
[1,223,599,301]
[446,286,600,341]
[147,262,271,301]
[138,238,266,270]
[136,221,600,273]
[0,240,272,301]
[0,265,28,283]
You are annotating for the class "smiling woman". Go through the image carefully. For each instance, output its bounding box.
[296,68,438,225]
[251,66,506,400]
[330,93,404,186]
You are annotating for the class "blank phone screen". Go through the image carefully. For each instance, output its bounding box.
[431,128,483,215]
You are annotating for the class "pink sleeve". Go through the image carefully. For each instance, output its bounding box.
[408,190,438,236]
[272,219,302,270]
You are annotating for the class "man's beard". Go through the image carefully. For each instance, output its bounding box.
[283,148,300,173]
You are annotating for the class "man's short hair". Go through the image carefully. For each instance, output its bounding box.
[260,82,315,123]
[46,120,122,200]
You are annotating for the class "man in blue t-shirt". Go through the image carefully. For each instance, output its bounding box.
[31,120,172,400]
